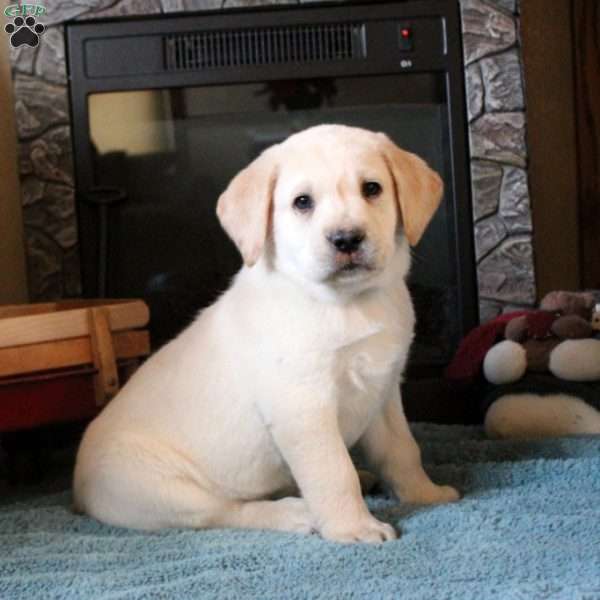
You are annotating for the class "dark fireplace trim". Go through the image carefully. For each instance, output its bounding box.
[65,0,478,347]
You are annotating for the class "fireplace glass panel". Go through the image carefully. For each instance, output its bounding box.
[88,73,458,365]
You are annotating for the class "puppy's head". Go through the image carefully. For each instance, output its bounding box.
[217,125,442,294]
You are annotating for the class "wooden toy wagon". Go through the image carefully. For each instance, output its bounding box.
[0,300,150,433]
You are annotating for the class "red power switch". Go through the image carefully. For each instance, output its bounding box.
[399,25,414,51]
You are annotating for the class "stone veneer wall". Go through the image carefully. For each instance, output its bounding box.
[7,0,535,322]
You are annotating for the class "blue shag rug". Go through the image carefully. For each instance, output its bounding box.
[1,424,600,599]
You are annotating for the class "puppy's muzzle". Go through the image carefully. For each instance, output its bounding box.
[327,229,366,255]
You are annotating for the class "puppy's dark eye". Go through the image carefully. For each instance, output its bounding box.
[362,181,382,199]
[293,195,314,212]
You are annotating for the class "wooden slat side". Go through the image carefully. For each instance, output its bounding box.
[88,307,120,406]
[0,330,150,379]
[0,299,135,319]
[0,301,149,349]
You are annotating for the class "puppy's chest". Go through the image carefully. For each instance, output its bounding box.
[333,328,406,445]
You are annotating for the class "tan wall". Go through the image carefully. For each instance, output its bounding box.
[89,90,174,156]
[0,36,28,304]
[521,0,581,297]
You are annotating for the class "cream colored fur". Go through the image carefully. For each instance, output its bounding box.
[73,125,459,543]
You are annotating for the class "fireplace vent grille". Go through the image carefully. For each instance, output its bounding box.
[164,23,366,71]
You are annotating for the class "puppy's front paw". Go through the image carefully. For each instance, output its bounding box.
[402,483,460,505]
[321,515,397,544]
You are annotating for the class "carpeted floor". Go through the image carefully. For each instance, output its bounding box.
[1,424,599,599]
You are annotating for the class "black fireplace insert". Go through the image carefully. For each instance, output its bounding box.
[65,0,477,375]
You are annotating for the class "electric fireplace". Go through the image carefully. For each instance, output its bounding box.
[65,1,477,375]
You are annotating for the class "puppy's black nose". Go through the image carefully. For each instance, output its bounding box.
[327,229,366,254]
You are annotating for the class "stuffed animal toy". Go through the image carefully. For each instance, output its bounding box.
[446,291,600,439]
[592,304,600,336]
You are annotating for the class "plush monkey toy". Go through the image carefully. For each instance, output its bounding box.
[447,291,600,439]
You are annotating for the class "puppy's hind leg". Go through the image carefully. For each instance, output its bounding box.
[86,473,316,534]
[225,496,317,534]
[102,483,315,534]
[75,435,315,533]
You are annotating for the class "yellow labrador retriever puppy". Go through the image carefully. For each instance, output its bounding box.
[74,124,459,543]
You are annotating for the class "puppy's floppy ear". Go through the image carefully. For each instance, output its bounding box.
[216,146,279,267]
[377,133,443,247]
